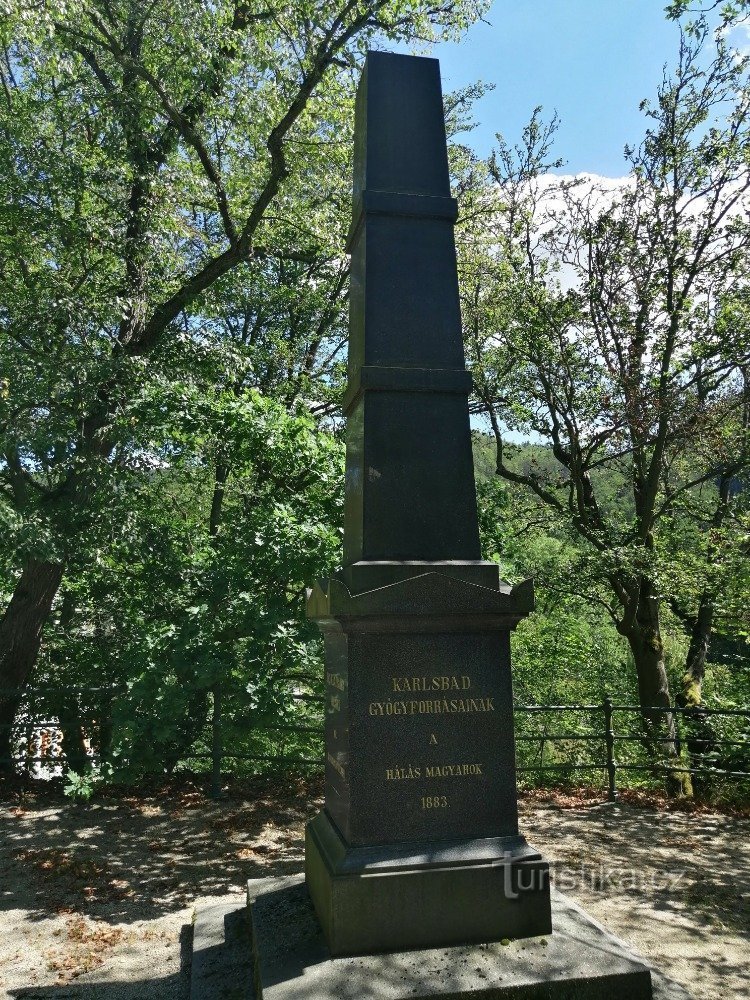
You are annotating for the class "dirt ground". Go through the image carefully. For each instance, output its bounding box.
[0,778,748,999]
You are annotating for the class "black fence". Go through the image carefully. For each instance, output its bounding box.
[3,685,749,801]
[512,699,750,800]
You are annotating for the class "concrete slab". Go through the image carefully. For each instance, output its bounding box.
[248,875,693,1000]
[191,899,254,1000]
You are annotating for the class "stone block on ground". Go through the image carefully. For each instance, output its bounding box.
[191,899,254,1000]
[248,874,692,1000]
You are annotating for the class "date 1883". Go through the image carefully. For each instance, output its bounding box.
[421,795,448,809]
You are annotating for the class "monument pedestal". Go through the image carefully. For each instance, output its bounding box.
[248,875,691,1000]
[306,810,550,956]
[305,564,552,956]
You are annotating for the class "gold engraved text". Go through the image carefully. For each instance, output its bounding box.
[386,763,483,780]
[386,766,422,780]
[368,697,494,717]
[392,675,471,693]
[426,763,483,777]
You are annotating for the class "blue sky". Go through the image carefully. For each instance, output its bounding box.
[413,1,711,177]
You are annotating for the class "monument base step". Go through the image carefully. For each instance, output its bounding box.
[190,898,254,1000]
[305,810,552,955]
[247,874,693,1000]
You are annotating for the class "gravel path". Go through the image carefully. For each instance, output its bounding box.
[0,780,747,998]
[522,797,749,1000]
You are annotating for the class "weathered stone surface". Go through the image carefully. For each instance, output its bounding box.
[342,50,480,565]
[306,565,547,952]
[306,812,551,956]
[318,619,521,846]
[307,570,534,620]
[248,876,692,1000]
[190,900,253,1000]
[339,560,502,594]
[304,48,549,955]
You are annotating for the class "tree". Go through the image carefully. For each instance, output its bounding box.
[659,335,750,709]
[0,0,488,771]
[463,19,750,793]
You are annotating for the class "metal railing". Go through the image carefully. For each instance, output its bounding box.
[513,698,750,801]
[2,686,748,802]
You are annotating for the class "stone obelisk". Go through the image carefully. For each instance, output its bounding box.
[244,53,674,1000]
[304,50,551,956]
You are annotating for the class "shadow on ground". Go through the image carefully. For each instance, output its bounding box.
[1,777,320,925]
[522,803,750,937]
[521,800,750,1000]
[9,977,188,1000]
[1,780,748,1000]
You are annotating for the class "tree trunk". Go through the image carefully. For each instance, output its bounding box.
[99,688,115,764]
[625,584,692,797]
[209,462,228,542]
[0,694,22,774]
[676,592,717,796]
[678,591,713,709]
[58,696,91,774]
[0,559,65,775]
[676,468,732,709]
[163,689,210,774]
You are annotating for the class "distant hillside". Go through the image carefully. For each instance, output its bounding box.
[472,432,561,485]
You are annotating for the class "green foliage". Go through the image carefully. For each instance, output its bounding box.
[476,450,630,705]
[64,766,104,801]
[0,1,488,775]
[474,435,750,794]
[462,16,750,775]
[39,393,344,779]
[0,2,747,800]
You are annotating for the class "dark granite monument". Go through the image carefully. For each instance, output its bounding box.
[241,49,687,1000]
[303,49,551,957]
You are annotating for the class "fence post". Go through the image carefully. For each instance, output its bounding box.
[603,695,617,802]
[211,682,223,800]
